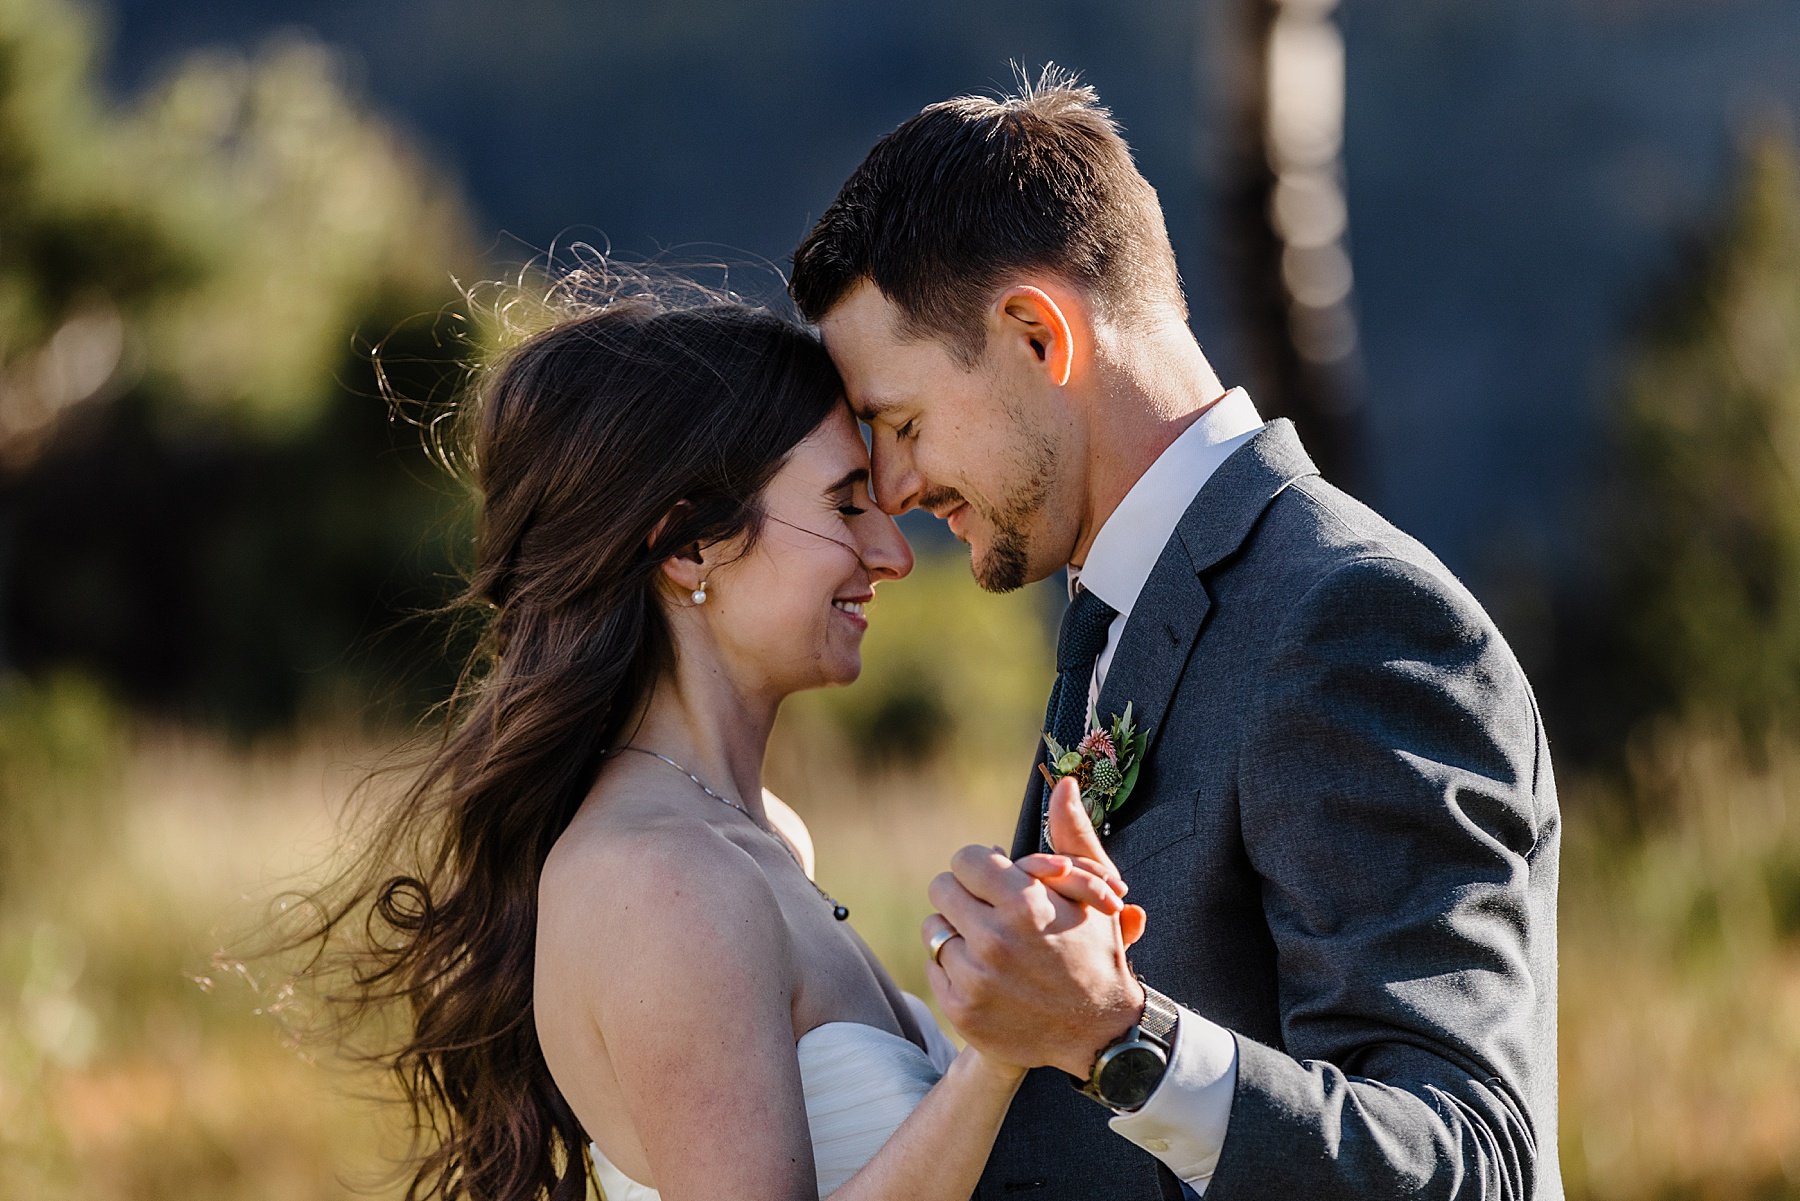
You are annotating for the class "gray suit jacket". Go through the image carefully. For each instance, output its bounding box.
[976,420,1561,1200]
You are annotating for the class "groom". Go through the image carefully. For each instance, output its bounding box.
[791,74,1561,1199]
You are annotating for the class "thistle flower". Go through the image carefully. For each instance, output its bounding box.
[1078,727,1118,762]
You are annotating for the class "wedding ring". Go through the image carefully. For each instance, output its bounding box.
[927,924,961,966]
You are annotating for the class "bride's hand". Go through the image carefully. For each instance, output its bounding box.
[1014,853,1148,948]
[1014,852,1121,908]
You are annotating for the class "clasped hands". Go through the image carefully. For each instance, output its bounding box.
[923,776,1149,1079]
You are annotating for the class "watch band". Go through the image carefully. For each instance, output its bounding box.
[1136,982,1179,1047]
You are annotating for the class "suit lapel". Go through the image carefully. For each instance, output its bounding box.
[1091,562,1211,783]
[1010,420,1320,851]
[1173,417,1318,574]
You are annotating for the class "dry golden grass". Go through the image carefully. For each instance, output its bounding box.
[1559,728,1800,1200]
[1,717,416,1201]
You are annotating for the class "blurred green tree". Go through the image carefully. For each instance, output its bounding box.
[0,0,480,731]
[1593,127,1800,761]
[779,553,1055,772]
[0,0,195,467]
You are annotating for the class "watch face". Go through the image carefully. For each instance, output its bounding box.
[1097,1043,1167,1111]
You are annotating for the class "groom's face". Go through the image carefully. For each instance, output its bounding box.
[819,280,1072,593]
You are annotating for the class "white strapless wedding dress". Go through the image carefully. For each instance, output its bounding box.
[590,993,958,1200]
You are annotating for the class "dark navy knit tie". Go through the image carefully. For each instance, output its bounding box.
[1038,585,1118,850]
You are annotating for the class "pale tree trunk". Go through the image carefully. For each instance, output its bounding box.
[1214,0,1366,493]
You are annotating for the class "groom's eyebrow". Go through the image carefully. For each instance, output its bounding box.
[851,396,894,423]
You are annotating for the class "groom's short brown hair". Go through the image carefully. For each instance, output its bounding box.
[790,68,1186,363]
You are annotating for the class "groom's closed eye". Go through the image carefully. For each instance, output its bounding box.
[852,394,908,429]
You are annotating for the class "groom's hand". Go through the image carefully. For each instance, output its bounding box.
[923,778,1146,1077]
[1034,779,1148,946]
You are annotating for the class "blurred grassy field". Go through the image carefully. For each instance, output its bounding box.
[3,677,1799,1199]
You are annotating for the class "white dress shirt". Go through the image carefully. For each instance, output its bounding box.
[1066,386,1263,1196]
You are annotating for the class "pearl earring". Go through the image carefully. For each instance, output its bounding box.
[691,579,709,605]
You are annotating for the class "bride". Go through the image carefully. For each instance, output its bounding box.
[304,279,1144,1201]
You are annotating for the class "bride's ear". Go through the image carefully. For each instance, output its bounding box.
[648,503,708,597]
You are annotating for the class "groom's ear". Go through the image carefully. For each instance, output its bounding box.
[996,285,1077,388]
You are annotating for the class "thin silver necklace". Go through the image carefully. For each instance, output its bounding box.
[610,746,849,921]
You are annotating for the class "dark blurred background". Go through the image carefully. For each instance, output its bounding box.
[4,2,1800,1198]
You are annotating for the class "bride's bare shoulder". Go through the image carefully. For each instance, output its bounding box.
[537,784,793,1003]
[534,781,804,1131]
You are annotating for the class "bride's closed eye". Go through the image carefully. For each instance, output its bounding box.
[833,478,876,518]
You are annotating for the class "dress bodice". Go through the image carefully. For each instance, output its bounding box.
[590,993,958,1200]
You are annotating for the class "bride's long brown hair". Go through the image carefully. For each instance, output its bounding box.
[283,277,842,1200]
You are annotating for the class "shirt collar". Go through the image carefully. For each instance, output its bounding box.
[1069,387,1265,614]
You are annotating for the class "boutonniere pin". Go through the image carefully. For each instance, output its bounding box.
[1039,702,1149,836]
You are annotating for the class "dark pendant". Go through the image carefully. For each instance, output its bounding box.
[833,905,850,921]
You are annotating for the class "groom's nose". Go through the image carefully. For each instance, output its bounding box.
[860,511,914,582]
[870,439,921,516]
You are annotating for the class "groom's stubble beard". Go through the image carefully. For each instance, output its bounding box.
[949,419,1058,595]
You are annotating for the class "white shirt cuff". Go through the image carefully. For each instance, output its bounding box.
[1108,1004,1238,1192]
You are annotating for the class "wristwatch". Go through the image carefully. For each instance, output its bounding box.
[1070,982,1180,1113]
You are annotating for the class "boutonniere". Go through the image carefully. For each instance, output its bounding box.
[1039,702,1149,836]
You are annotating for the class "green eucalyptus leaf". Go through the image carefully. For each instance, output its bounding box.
[1114,755,1144,811]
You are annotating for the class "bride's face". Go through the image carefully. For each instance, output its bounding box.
[695,404,913,694]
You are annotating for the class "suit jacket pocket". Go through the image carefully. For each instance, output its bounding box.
[1106,781,1198,872]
